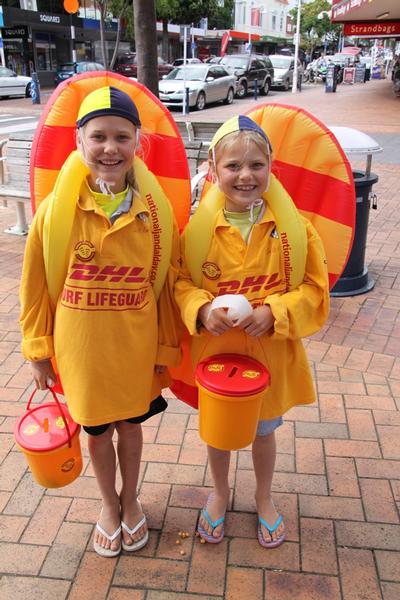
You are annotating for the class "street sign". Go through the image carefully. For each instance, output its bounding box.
[179,25,190,43]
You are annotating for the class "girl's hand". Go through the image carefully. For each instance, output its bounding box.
[30,359,57,390]
[155,364,166,374]
[199,304,235,336]
[239,305,274,337]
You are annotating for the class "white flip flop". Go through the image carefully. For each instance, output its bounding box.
[93,522,121,557]
[121,514,149,552]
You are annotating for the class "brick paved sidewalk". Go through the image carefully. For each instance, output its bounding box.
[0,78,399,600]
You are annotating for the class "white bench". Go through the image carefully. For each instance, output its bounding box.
[0,135,32,236]
[175,120,223,146]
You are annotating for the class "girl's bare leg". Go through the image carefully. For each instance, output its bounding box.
[88,425,120,551]
[198,445,230,539]
[252,432,285,542]
[116,421,147,546]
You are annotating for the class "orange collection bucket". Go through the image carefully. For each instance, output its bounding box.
[14,388,82,488]
[195,354,270,451]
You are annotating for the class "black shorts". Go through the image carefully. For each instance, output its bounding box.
[82,395,168,436]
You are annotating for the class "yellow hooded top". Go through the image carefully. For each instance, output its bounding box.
[19,182,182,426]
[174,205,330,419]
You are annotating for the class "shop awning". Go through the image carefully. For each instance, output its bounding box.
[341,46,361,55]
[331,0,400,23]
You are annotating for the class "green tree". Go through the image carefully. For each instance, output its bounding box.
[156,0,180,61]
[93,0,133,69]
[208,0,234,29]
[175,1,218,25]
[291,0,342,55]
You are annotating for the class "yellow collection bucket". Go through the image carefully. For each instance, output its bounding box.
[195,353,270,451]
[15,388,82,488]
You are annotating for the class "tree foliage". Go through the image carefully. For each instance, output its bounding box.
[290,0,342,53]
[209,0,234,29]
[93,0,133,69]
[156,0,229,27]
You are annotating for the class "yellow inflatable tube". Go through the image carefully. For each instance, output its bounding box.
[185,173,307,291]
[43,151,173,308]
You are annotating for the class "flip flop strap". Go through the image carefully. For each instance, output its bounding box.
[96,522,121,542]
[121,515,146,536]
[202,508,225,530]
[259,514,283,534]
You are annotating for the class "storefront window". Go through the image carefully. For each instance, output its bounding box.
[35,32,57,71]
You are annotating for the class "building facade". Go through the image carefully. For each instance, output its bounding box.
[234,0,293,52]
[0,0,120,86]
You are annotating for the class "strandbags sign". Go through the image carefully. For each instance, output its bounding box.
[344,21,400,38]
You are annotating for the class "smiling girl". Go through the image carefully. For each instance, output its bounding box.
[175,115,329,548]
[19,86,181,557]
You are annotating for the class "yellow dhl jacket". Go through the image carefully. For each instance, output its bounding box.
[19,183,182,426]
[174,205,330,419]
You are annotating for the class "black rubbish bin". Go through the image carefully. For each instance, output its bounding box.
[325,64,338,93]
[331,169,378,296]
[31,72,41,105]
[328,126,381,297]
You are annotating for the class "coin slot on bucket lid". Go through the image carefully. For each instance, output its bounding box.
[228,367,238,378]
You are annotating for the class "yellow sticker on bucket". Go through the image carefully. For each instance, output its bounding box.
[61,458,75,472]
[242,370,260,379]
[208,364,225,372]
[55,416,68,429]
[23,424,40,436]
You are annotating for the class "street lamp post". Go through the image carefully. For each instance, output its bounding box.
[292,0,301,93]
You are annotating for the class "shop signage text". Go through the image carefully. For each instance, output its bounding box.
[3,26,28,38]
[332,0,371,21]
[39,14,61,24]
[344,21,400,37]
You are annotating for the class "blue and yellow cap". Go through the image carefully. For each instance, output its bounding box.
[209,114,271,153]
[77,86,141,129]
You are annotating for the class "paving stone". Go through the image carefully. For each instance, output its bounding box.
[265,571,341,600]
[326,457,360,497]
[226,566,263,600]
[0,541,48,575]
[375,550,400,582]
[68,552,116,600]
[114,556,188,591]
[0,575,70,600]
[40,521,92,579]
[301,518,338,575]
[338,547,381,600]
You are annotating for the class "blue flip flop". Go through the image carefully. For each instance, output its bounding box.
[257,514,286,548]
[197,495,225,544]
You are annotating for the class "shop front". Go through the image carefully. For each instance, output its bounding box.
[1,7,117,86]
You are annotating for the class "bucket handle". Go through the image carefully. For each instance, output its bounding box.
[26,387,73,448]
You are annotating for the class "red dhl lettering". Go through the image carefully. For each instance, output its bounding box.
[216,273,280,295]
[69,263,146,283]
[61,287,148,309]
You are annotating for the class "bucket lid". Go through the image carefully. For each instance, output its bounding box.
[15,402,79,452]
[195,353,270,397]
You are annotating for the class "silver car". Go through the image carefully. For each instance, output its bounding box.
[269,55,303,91]
[159,64,236,110]
[0,67,32,98]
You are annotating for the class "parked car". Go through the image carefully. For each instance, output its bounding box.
[114,53,174,78]
[172,58,202,67]
[218,54,273,98]
[0,67,31,98]
[269,55,303,90]
[55,61,104,85]
[159,64,236,110]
